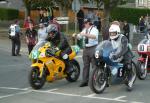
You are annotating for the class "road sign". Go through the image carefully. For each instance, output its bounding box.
[56,17,69,24]
[72,0,80,12]
[57,21,69,24]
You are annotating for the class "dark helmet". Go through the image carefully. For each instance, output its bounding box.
[46,24,58,39]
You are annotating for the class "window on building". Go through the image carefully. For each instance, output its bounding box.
[138,0,144,6]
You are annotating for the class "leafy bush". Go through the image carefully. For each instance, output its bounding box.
[111,7,150,25]
[0,8,19,20]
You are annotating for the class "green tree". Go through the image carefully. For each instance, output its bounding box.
[23,0,73,17]
[97,0,128,39]
[23,0,31,16]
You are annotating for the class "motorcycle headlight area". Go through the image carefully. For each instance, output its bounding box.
[147,46,150,52]
[138,44,150,52]
[31,51,39,59]
[95,50,100,58]
[39,52,46,58]
[138,44,145,51]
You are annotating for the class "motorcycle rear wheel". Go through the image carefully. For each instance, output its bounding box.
[89,67,107,94]
[137,61,147,80]
[29,67,46,90]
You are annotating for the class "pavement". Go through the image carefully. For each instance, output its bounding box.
[0,29,149,103]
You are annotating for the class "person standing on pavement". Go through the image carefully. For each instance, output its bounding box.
[139,16,146,33]
[9,20,21,56]
[93,11,101,32]
[49,17,61,32]
[77,8,84,32]
[37,23,48,42]
[76,8,85,48]
[77,18,99,87]
[25,23,37,54]
[123,21,130,42]
[23,16,34,29]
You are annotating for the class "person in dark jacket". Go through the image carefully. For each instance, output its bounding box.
[46,24,73,73]
[77,8,84,32]
[25,23,37,54]
[123,21,130,42]
[139,16,145,33]
[77,8,84,48]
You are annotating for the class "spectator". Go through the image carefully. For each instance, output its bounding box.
[123,21,130,42]
[39,9,44,23]
[25,23,37,54]
[85,9,94,22]
[42,12,49,27]
[77,8,84,32]
[139,16,145,33]
[37,23,47,42]
[93,11,101,32]
[46,7,53,21]
[76,8,84,48]
[49,17,61,32]
[23,16,34,29]
[9,20,21,56]
[77,18,99,87]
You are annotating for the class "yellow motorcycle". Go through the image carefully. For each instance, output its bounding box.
[29,41,80,90]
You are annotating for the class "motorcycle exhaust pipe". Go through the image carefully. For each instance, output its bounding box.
[145,56,148,70]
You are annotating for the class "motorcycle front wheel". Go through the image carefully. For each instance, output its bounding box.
[89,67,107,94]
[137,61,147,80]
[29,67,46,90]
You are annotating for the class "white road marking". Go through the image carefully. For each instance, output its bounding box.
[130,102,144,103]
[49,91,81,97]
[0,87,27,91]
[83,93,96,97]
[47,88,58,92]
[0,91,32,99]
[0,86,144,103]
[32,88,58,93]
[114,96,127,100]
[22,87,31,90]
[82,96,127,102]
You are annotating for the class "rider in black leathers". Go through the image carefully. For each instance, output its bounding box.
[46,24,73,73]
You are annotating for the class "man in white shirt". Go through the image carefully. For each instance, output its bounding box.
[77,18,99,87]
[9,20,21,56]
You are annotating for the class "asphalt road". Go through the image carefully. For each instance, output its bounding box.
[0,37,150,103]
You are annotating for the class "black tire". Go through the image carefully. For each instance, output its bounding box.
[126,61,137,91]
[66,60,80,82]
[137,61,147,80]
[89,67,107,94]
[29,67,46,90]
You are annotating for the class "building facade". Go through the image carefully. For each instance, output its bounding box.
[136,0,150,8]
[0,0,24,10]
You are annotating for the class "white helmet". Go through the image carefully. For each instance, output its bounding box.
[109,24,120,40]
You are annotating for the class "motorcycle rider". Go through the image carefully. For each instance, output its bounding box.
[46,24,73,73]
[109,21,134,87]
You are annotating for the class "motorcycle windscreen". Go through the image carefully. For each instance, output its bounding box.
[96,40,117,66]
[29,41,47,59]
[138,39,150,45]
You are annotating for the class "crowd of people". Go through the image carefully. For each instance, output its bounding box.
[139,15,150,37]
